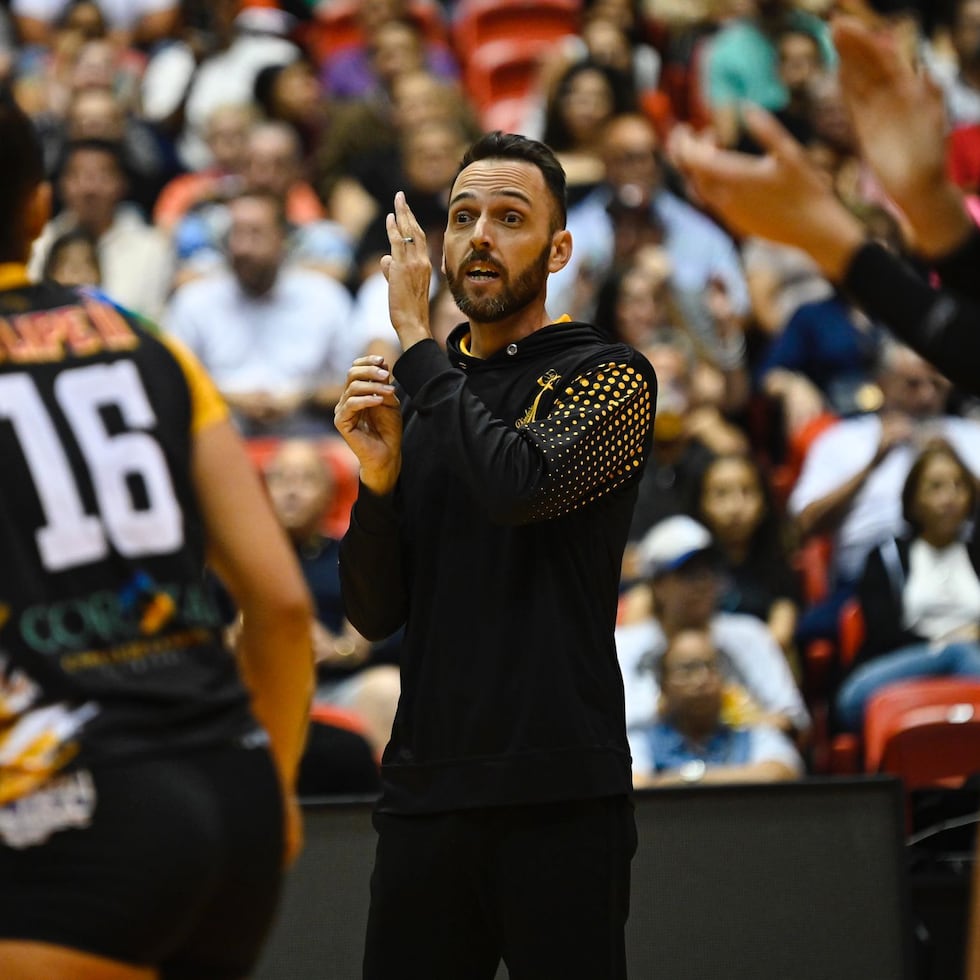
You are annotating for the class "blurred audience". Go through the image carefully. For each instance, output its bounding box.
[617,515,811,741]
[836,441,980,732]
[630,628,804,787]
[165,190,357,436]
[30,137,174,319]
[264,439,401,759]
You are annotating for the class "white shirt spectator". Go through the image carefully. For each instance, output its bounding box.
[30,204,175,322]
[788,414,980,582]
[165,266,356,399]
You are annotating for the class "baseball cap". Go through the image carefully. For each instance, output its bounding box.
[638,515,715,579]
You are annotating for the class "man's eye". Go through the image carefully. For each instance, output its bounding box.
[504,213,522,224]
[454,212,472,224]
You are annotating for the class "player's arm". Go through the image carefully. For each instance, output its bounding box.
[192,418,314,861]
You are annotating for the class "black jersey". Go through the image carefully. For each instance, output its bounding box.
[0,274,257,804]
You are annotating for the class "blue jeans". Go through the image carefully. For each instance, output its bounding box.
[835,641,980,732]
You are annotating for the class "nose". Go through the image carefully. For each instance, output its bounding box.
[469,213,493,250]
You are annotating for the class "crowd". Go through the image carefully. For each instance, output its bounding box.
[2,0,980,786]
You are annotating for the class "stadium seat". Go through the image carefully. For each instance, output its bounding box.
[864,678,980,788]
[300,0,450,66]
[453,0,580,56]
[462,37,553,117]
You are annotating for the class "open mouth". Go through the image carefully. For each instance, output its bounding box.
[464,263,501,282]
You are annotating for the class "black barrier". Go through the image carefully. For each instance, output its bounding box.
[255,778,913,979]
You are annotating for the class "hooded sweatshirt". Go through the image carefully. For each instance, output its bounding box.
[340,320,657,813]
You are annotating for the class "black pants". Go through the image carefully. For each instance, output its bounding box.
[363,795,636,980]
[0,742,284,979]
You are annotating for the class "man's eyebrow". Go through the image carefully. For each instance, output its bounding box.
[449,189,534,209]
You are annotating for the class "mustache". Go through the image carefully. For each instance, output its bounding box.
[460,251,502,272]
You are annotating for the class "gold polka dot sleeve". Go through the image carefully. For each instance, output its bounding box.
[520,361,653,521]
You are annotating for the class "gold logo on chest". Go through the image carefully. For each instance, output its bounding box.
[516,369,561,429]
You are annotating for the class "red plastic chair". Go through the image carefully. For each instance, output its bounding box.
[462,37,552,116]
[453,0,580,57]
[864,678,980,788]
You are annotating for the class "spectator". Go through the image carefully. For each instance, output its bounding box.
[264,439,400,760]
[550,111,750,324]
[319,4,456,101]
[152,102,254,233]
[40,83,180,216]
[691,452,800,655]
[40,226,101,287]
[623,334,747,574]
[788,339,980,642]
[314,68,479,241]
[928,0,980,127]
[141,0,301,172]
[630,628,804,787]
[703,0,835,146]
[736,26,827,153]
[173,120,352,284]
[29,138,174,320]
[836,441,980,731]
[165,190,357,437]
[11,0,180,49]
[541,60,637,202]
[617,515,810,738]
[252,56,328,169]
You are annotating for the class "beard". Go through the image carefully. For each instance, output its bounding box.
[232,256,278,297]
[446,241,551,323]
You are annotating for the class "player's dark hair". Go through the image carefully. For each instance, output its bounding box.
[0,89,45,261]
[455,131,568,231]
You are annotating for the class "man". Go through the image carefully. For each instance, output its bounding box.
[671,14,980,974]
[630,629,803,788]
[0,95,313,978]
[29,138,174,321]
[334,132,657,979]
[166,190,357,436]
[617,515,810,740]
[547,111,751,326]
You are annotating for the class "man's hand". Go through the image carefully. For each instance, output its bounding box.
[670,112,867,282]
[334,355,402,495]
[380,191,433,351]
[833,15,973,258]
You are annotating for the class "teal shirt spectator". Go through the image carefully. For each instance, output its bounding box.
[706,12,837,111]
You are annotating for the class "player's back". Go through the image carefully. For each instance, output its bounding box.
[0,277,255,804]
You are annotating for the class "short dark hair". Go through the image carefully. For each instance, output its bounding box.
[228,188,290,233]
[0,90,45,262]
[454,131,568,230]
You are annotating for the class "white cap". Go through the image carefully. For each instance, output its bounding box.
[638,515,714,578]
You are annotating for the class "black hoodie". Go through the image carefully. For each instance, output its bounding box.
[340,320,657,813]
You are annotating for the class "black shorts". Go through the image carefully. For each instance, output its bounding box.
[0,741,284,979]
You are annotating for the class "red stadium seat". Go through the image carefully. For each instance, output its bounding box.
[462,37,552,116]
[453,0,580,57]
[864,678,980,788]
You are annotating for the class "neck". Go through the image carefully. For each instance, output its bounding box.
[920,529,959,550]
[466,301,553,359]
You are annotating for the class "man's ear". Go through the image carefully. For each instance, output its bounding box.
[24,182,52,254]
[548,228,572,274]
